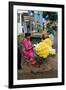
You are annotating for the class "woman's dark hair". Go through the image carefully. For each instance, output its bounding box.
[42,34,45,40]
[25,33,31,38]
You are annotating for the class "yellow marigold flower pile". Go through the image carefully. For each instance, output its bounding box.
[35,38,56,58]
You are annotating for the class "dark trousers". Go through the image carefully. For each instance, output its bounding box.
[18,47,21,69]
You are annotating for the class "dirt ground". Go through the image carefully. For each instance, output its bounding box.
[17,54,58,80]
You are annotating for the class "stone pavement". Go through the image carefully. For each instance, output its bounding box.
[18,54,58,80]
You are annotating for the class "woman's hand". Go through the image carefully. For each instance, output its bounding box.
[25,47,33,51]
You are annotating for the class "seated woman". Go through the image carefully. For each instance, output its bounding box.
[22,33,36,64]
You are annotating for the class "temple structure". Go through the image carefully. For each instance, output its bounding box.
[17,10,44,35]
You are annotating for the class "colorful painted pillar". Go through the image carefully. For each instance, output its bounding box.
[34,11,39,32]
[39,11,43,30]
[34,11,43,32]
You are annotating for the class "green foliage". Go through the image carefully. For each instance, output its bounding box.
[49,12,58,21]
[43,12,58,21]
[18,35,24,42]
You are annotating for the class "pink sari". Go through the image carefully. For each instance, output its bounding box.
[22,38,34,59]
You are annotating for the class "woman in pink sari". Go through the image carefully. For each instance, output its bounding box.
[22,33,36,64]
